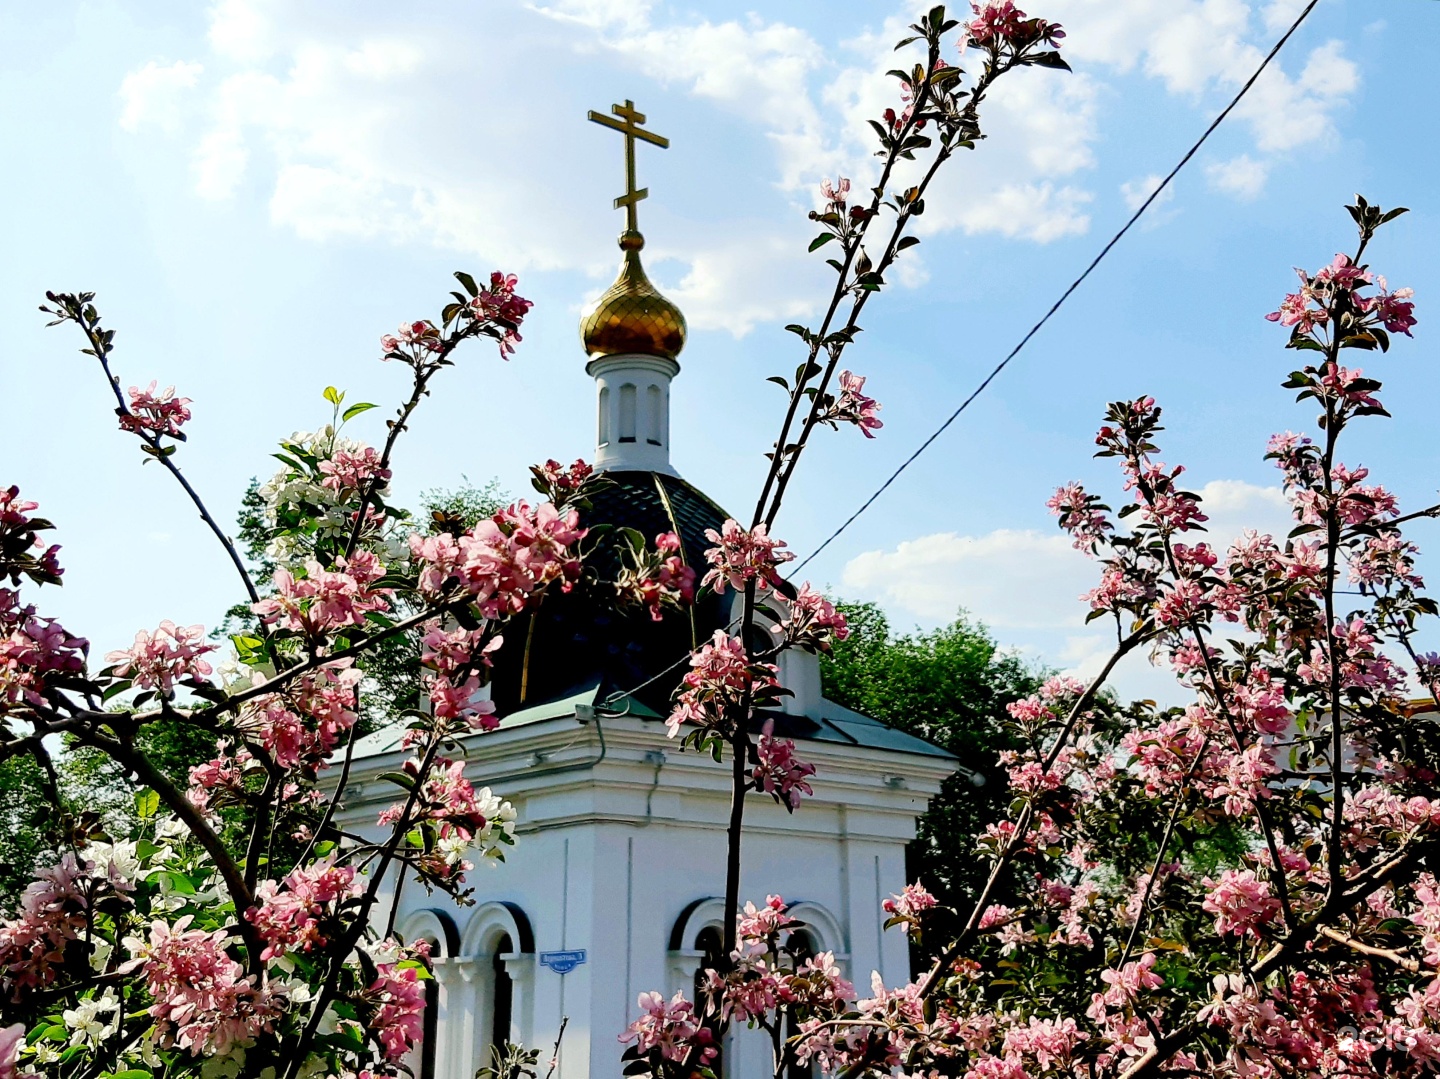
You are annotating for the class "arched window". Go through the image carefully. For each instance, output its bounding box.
[783,929,819,1079]
[599,386,611,445]
[491,932,514,1054]
[645,384,663,446]
[397,910,459,1079]
[420,976,440,1079]
[619,383,637,442]
[461,903,533,1078]
[694,926,726,1078]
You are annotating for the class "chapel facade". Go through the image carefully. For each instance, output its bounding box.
[335,102,958,1079]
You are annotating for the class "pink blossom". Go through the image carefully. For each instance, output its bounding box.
[365,962,428,1060]
[883,881,938,920]
[831,370,883,437]
[783,582,849,649]
[245,856,360,961]
[618,532,696,622]
[0,853,99,999]
[470,271,533,357]
[1365,279,1416,336]
[752,726,815,810]
[1318,364,1383,410]
[701,518,793,593]
[737,894,798,947]
[1001,1016,1087,1068]
[252,558,392,635]
[376,757,497,862]
[382,320,442,358]
[318,445,391,493]
[619,990,717,1065]
[410,501,585,615]
[119,380,192,437]
[104,620,214,693]
[1202,869,1281,938]
[142,916,276,1056]
[532,457,593,496]
[0,1024,24,1079]
[1048,482,1112,553]
[666,630,779,737]
[967,1,1064,47]
[0,608,88,707]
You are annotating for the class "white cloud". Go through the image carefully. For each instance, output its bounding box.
[118,60,203,133]
[843,528,1093,630]
[1206,153,1270,200]
[113,0,1361,334]
[1119,173,1174,212]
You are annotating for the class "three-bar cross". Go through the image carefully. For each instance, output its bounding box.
[587,99,669,233]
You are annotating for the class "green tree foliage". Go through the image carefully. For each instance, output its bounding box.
[819,602,1039,908]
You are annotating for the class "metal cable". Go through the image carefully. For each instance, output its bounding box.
[791,0,1323,574]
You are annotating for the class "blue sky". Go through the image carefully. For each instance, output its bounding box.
[4,0,1437,701]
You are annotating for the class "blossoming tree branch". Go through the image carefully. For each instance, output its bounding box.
[4,3,1440,1079]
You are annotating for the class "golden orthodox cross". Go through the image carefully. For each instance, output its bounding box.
[587,99,669,233]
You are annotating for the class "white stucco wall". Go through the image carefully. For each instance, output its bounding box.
[335,711,953,1079]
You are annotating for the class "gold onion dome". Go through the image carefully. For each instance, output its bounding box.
[580,230,686,361]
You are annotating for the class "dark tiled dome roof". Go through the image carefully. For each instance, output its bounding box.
[488,471,732,715]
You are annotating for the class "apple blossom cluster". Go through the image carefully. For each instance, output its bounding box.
[141,915,280,1057]
[620,991,718,1068]
[0,490,86,712]
[781,582,850,653]
[530,457,595,501]
[104,620,215,695]
[377,756,517,879]
[245,856,361,961]
[0,486,63,588]
[380,319,442,358]
[0,852,117,1001]
[363,962,429,1061]
[701,518,793,593]
[318,444,390,494]
[882,881,939,933]
[813,369,885,440]
[119,380,193,438]
[1266,251,1416,344]
[966,0,1065,49]
[616,530,697,622]
[257,425,409,569]
[382,270,531,361]
[665,629,781,739]
[0,591,87,710]
[416,619,501,738]
[751,723,816,810]
[409,498,585,615]
[252,553,392,636]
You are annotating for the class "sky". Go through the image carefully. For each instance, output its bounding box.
[3,0,1438,705]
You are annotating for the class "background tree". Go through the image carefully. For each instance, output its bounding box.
[820,602,1038,907]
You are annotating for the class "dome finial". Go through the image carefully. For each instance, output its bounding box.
[580,100,686,361]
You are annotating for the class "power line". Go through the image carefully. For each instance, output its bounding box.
[791,0,1322,574]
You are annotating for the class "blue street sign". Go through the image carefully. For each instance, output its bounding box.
[539,949,588,974]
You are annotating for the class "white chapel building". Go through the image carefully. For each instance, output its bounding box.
[336,124,958,1078]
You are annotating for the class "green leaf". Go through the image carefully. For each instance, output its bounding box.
[454,270,479,297]
[105,1070,157,1079]
[323,386,343,406]
[342,402,378,422]
[896,235,920,251]
[808,233,834,252]
[135,789,160,820]
[1029,50,1072,71]
[379,770,417,792]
